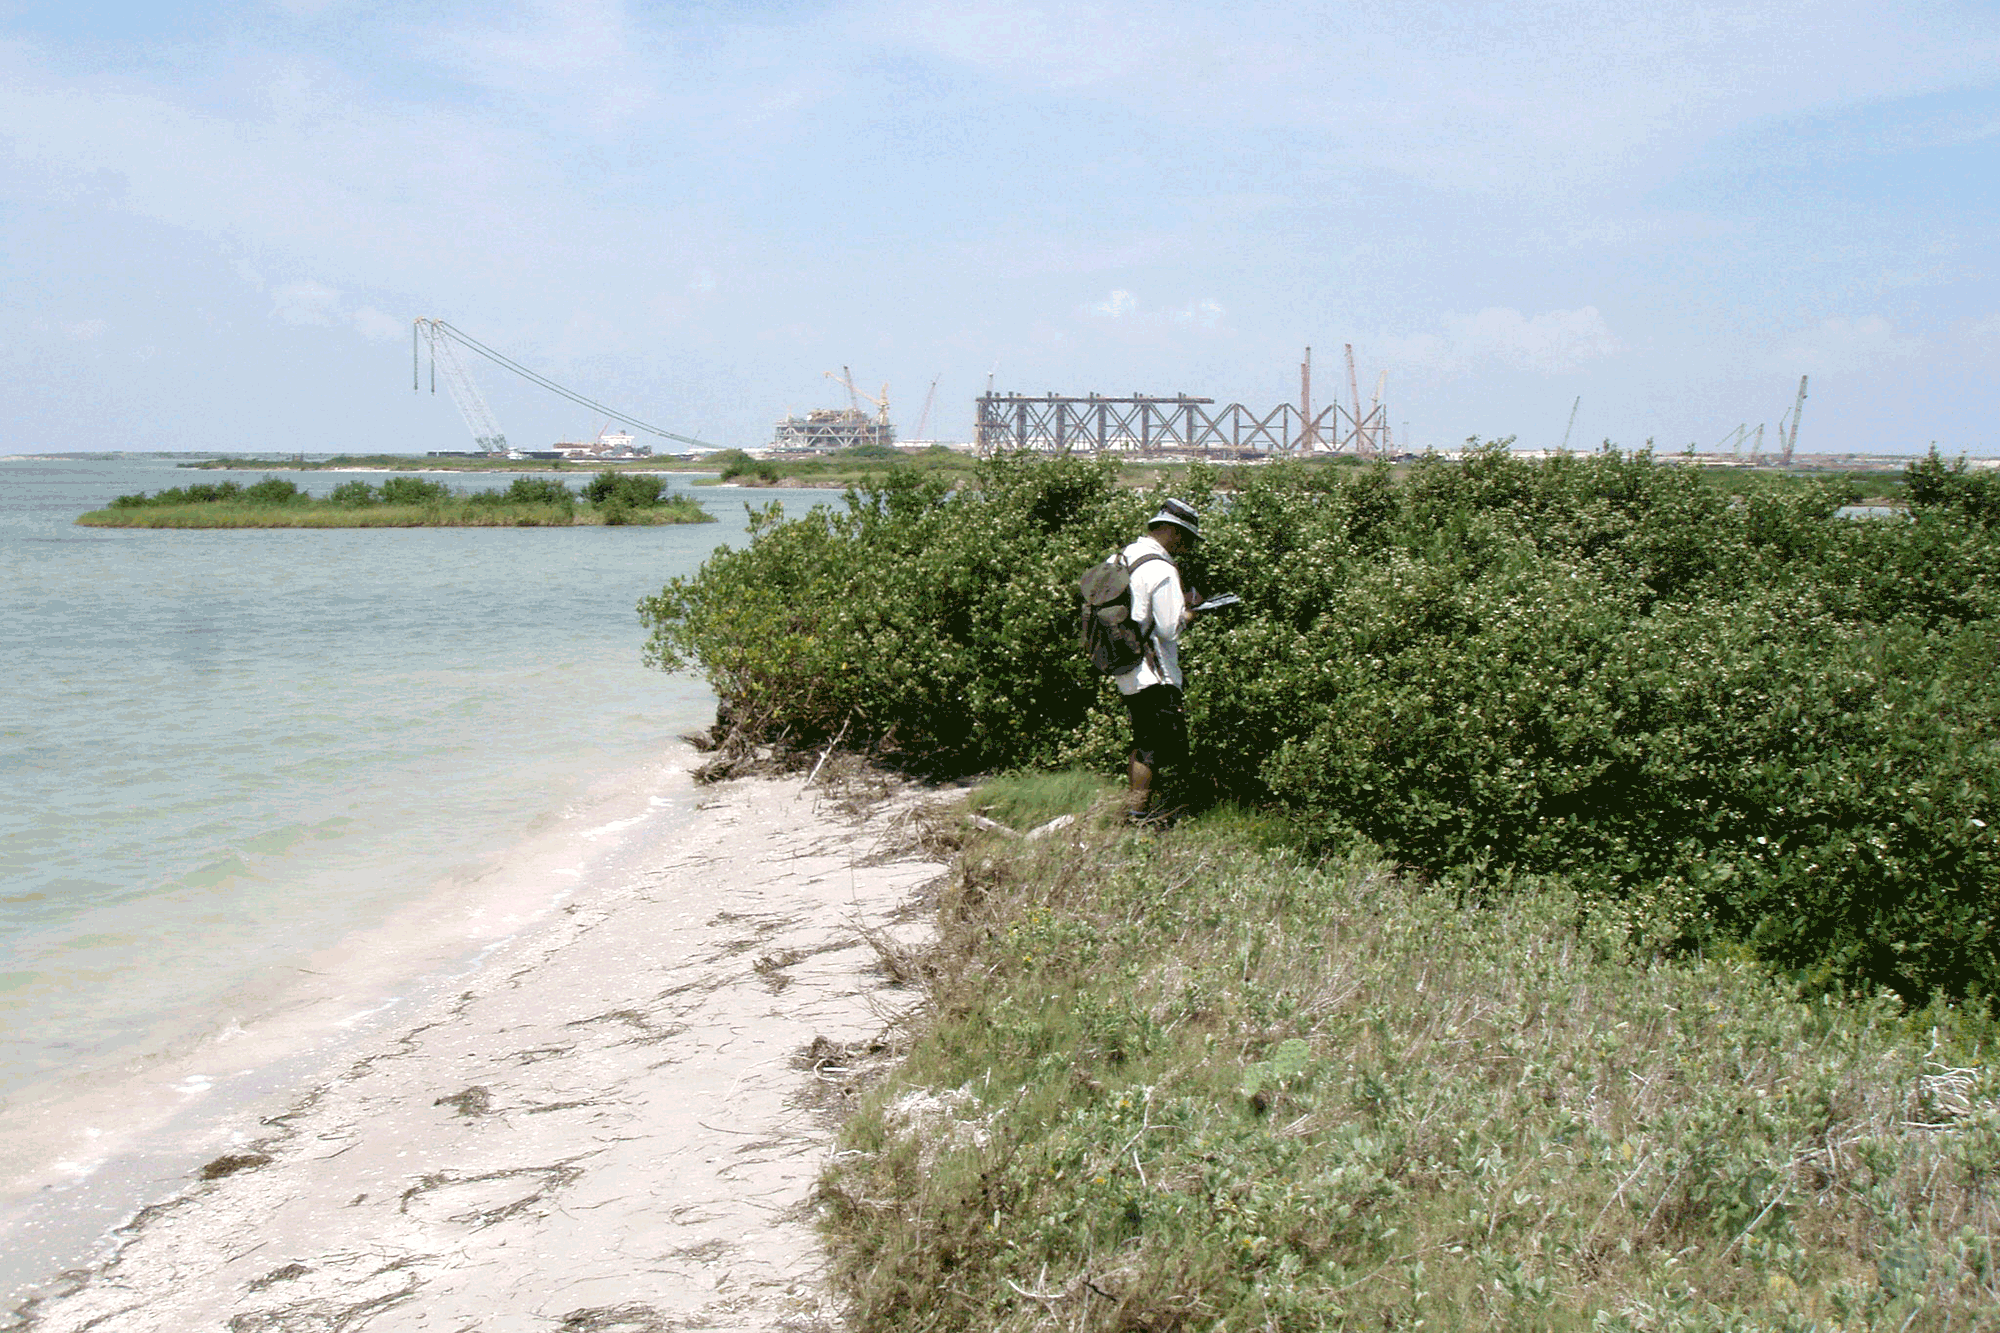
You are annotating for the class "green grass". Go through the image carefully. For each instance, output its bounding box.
[970,770,1124,831]
[820,785,2000,1331]
[182,454,723,473]
[75,499,711,527]
[695,445,981,488]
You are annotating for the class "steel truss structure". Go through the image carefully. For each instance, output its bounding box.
[771,407,895,452]
[974,393,1386,458]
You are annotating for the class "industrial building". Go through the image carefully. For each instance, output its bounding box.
[768,408,896,452]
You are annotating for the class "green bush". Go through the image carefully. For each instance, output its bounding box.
[643,455,1143,773]
[110,481,246,507]
[109,478,305,507]
[584,469,666,507]
[460,476,573,508]
[501,476,573,506]
[240,476,305,504]
[722,457,781,484]
[643,448,2000,1001]
[706,448,762,474]
[1907,446,2000,528]
[378,475,452,505]
[327,480,377,506]
[706,447,785,483]
[179,482,242,504]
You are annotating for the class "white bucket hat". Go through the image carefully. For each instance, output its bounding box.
[1149,497,1201,539]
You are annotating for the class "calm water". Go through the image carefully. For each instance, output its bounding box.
[0,457,807,1102]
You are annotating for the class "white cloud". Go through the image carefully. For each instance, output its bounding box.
[63,319,108,341]
[1390,306,1620,376]
[270,285,401,340]
[1089,289,1137,318]
[1454,306,1620,373]
[879,0,2000,194]
[436,0,663,131]
[879,2,1159,91]
[1172,299,1225,329]
[1773,315,1921,374]
[0,43,607,312]
[349,306,404,341]
[3,3,1998,453]
[1383,330,1448,367]
[1077,291,1229,334]
[271,280,342,326]
[1967,314,2000,341]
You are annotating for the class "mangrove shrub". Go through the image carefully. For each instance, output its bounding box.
[641,448,2000,1000]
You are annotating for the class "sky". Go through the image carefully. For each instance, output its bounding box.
[1,0,1997,456]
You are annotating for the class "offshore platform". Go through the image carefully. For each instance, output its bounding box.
[768,366,943,451]
[975,347,1394,458]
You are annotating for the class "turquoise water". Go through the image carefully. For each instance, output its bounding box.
[0,457,797,1101]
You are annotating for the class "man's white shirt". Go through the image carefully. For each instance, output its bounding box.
[1112,534,1186,696]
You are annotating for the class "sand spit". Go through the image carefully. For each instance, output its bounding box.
[13,773,946,1333]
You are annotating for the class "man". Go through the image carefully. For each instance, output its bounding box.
[1113,498,1201,820]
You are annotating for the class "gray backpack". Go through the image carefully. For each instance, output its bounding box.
[1078,551,1171,676]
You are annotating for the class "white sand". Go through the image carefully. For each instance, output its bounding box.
[12,772,943,1332]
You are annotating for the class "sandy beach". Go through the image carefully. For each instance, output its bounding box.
[7,766,945,1332]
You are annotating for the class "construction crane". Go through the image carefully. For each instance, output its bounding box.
[412,318,716,453]
[1777,375,1808,466]
[1561,396,1581,451]
[1299,347,1316,453]
[414,319,508,453]
[1344,344,1368,458]
[1370,370,1389,456]
[912,376,940,442]
[822,366,891,428]
[833,365,860,415]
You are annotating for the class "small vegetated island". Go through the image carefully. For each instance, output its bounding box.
[178,443,986,488]
[76,471,714,528]
[700,443,978,488]
[645,446,2000,1331]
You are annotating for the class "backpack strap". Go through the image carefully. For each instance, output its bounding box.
[1124,553,1175,626]
[1123,551,1178,673]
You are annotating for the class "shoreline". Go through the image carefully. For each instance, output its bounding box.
[73,505,715,528]
[0,749,710,1297]
[5,760,946,1330]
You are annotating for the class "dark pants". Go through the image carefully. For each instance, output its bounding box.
[1122,684,1187,770]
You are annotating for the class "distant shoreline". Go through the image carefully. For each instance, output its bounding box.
[75,474,717,527]
[178,456,724,474]
[76,504,715,527]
